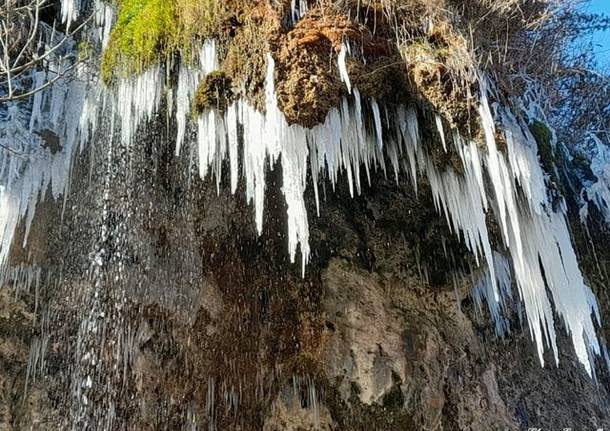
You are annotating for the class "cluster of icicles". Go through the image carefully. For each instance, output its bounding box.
[0,18,603,379]
[0,0,112,266]
[173,45,602,374]
[117,41,606,376]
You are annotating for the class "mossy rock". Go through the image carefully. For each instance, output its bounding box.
[322,376,414,430]
[529,120,555,174]
[101,0,222,84]
[530,120,552,148]
[350,55,410,104]
[193,71,234,113]
[221,12,275,111]
[77,40,93,61]
[101,0,178,83]
[399,25,478,138]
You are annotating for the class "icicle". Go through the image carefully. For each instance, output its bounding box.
[95,0,115,50]
[371,98,383,150]
[0,187,20,264]
[176,40,218,155]
[499,107,546,214]
[479,85,510,246]
[200,40,219,75]
[176,65,198,155]
[471,251,512,337]
[338,44,352,94]
[290,0,309,24]
[474,82,602,375]
[61,0,80,29]
[280,126,310,274]
[435,114,447,152]
[116,66,163,146]
[226,103,239,194]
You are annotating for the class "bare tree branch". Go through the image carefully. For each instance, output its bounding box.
[0,56,86,102]
[0,0,91,102]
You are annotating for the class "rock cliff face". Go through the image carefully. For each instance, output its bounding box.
[1,120,609,430]
[1,1,610,430]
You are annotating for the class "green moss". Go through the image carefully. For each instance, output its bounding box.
[101,0,222,84]
[381,371,405,410]
[529,120,555,174]
[176,0,222,44]
[77,40,93,61]
[102,0,178,83]
[322,377,414,430]
[529,120,552,145]
[528,120,571,204]
[193,71,234,113]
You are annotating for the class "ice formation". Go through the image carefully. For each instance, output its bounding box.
[0,60,100,267]
[0,4,108,272]
[172,51,601,374]
[338,44,352,95]
[176,40,218,155]
[290,0,309,24]
[95,0,115,50]
[61,0,81,28]
[117,66,164,146]
[0,0,604,382]
[581,134,610,224]
[472,251,513,337]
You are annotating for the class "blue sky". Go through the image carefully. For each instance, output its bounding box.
[586,0,610,67]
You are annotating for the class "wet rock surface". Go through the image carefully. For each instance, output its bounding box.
[0,112,609,430]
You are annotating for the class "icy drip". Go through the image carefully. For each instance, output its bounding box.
[178,57,408,280]
[14,265,49,396]
[116,66,164,146]
[0,188,20,265]
[499,107,547,213]
[478,89,600,374]
[423,138,498,298]
[95,0,115,50]
[290,0,308,24]
[423,97,600,373]
[176,40,218,155]
[61,0,81,28]
[338,44,352,94]
[471,251,513,337]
